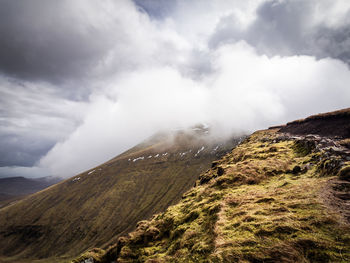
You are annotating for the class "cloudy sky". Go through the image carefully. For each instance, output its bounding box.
[1,0,350,178]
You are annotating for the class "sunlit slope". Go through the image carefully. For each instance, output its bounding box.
[76,109,350,263]
[0,128,241,261]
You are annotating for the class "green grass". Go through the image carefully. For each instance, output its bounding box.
[84,129,350,263]
[0,130,238,262]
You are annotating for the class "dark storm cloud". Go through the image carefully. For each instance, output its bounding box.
[0,133,53,167]
[0,77,86,169]
[312,25,350,65]
[1,0,350,179]
[0,0,115,86]
[209,0,350,65]
[0,0,169,172]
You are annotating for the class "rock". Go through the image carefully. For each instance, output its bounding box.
[329,146,346,153]
[275,135,289,142]
[317,157,343,177]
[293,139,317,156]
[305,134,318,140]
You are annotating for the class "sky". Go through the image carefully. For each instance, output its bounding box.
[0,0,350,178]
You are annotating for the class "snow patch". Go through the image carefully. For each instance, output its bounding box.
[195,146,205,156]
[133,156,144,162]
[88,170,95,175]
[179,150,191,157]
[72,177,80,182]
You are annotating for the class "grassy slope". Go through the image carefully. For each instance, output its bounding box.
[82,128,350,263]
[0,130,240,262]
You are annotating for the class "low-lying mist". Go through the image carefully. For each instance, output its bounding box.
[38,42,350,178]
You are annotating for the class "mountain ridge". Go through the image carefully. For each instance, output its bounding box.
[73,108,350,263]
[0,127,242,262]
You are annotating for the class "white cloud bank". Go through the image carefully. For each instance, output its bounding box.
[39,41,350,177]
[1,0,350,178]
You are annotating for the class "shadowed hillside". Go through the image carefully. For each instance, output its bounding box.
[74,109,350,263]
[0,126,242,262]
[278,107,350,138]
[0,176,61,208]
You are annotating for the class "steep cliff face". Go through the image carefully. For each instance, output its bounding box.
[76,109,350,263]
[0,127,241,262]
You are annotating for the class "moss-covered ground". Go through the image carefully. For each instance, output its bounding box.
[83,129,350,263]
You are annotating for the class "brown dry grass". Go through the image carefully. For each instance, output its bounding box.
[83,129,350,263]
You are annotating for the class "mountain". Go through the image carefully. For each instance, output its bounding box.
[74,108,350,263]
[0,126,242,262]
[0,176,61,208]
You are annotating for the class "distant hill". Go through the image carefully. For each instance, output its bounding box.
[73,108,350,263]
[0,126,242,262]
[0,176,61,208]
